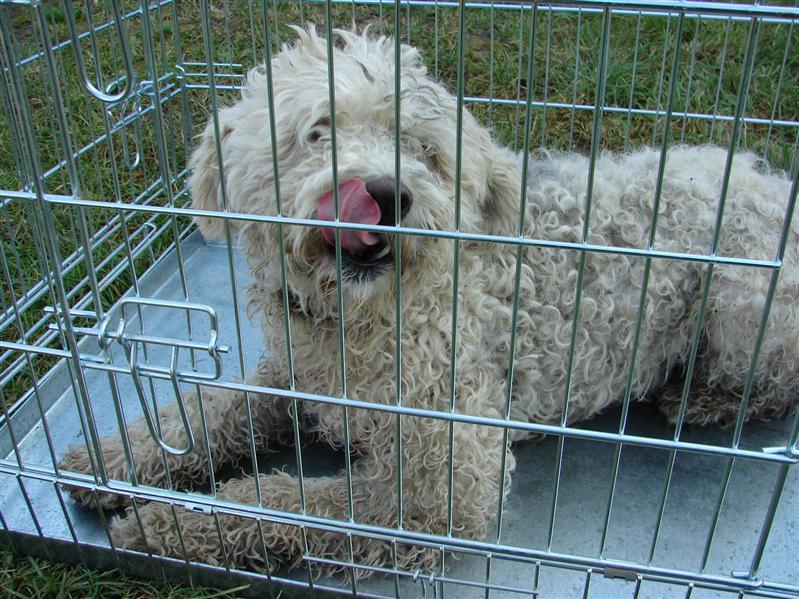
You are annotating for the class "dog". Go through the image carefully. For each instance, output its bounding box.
[60,26,798,576]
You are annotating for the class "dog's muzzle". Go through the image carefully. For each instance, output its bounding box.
[316,176,412,274]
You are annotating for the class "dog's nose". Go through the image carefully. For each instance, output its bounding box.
[365,176,413,226]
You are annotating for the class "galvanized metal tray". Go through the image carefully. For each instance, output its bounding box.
[2,235,796,597]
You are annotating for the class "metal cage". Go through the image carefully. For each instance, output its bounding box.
[1,0,797,597]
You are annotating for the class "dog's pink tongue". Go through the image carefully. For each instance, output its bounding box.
[317,179,381,255]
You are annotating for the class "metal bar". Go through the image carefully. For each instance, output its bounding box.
[649,15,762,567]
[731,162,799,448]
[196,0,263,514]
[622,11,643,152]
[3,5,108,487]
[15,476,45,544]
[63,0,135,103]
[736,171,799,580]
[0,218,170,386]
[434,0,440,78]
[0,381,23,468]
[709,16,733,144]
[673,15,762,441]
[568,7,584,150]
[171,81,799,129]
[6,344,795,466]
[496,0,538,544]
[698,458,735,571]
[650,12,673,147]
[487,1,495,129]
[745,462,792,579]
[581,568,592,599]
[299,0,799,19]
[9,191,785,279]
[309,554,536,595]
[446,0,468,537]
[483,553,492,599]
[0,231,59,472]
[324,0,356,532]
[5,462,797,598]
[601,9,686,558]
[512,8,526,152]
[393,0,405,534]
[548,5,613,550]
[10,0,174,70]
[540,8,552,147]
[259,0,308,532]
[763,22,793,164]
[52,483,85,563]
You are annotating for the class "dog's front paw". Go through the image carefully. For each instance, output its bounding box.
[59,442,132,510]
[109,503,234,567]
[108,507,151,552]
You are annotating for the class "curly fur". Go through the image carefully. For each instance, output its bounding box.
[60,26,798,577]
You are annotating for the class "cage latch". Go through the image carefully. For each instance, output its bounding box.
[47,297,230,456]
[413,569,438,599]
[185,503,212,515]
[113,298,229,457]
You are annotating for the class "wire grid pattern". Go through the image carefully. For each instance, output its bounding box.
[0,0,798,597]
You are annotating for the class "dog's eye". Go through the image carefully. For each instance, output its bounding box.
[307,118,330,144]
[419,139,438,160]
[419,140,443,173]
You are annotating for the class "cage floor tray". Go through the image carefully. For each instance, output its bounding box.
[2,235,797,598]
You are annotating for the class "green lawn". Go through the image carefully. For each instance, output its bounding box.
[1,0,796,596]
[1,546,247,598]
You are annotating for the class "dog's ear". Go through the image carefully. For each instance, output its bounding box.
[399,43,425,72]
[188,109,235,240]
[482,145,524,236]
[458,110,522,235]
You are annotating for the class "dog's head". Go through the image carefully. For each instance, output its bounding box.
[189,26,520,318]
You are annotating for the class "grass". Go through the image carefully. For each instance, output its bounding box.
[1,0,797,596]
[1,546,248,598]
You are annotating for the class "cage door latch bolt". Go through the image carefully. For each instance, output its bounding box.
[46,297,230,457]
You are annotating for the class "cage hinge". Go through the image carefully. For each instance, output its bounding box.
[762,445,799,461]
[731,572,764,587]
[603,566,639,581]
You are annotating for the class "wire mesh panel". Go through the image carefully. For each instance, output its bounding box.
[1,0,797,597]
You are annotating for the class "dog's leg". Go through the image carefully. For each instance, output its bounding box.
[59,358,293,509]
[107,464,439,574]
[108,419,508,575]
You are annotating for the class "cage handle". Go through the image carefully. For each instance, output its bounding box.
[64,0,135,104]
[123,341,196,457]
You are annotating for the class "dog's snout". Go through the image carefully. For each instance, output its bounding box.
[365,176,413,226]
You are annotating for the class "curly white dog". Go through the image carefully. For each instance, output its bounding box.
[61,27,798,575]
